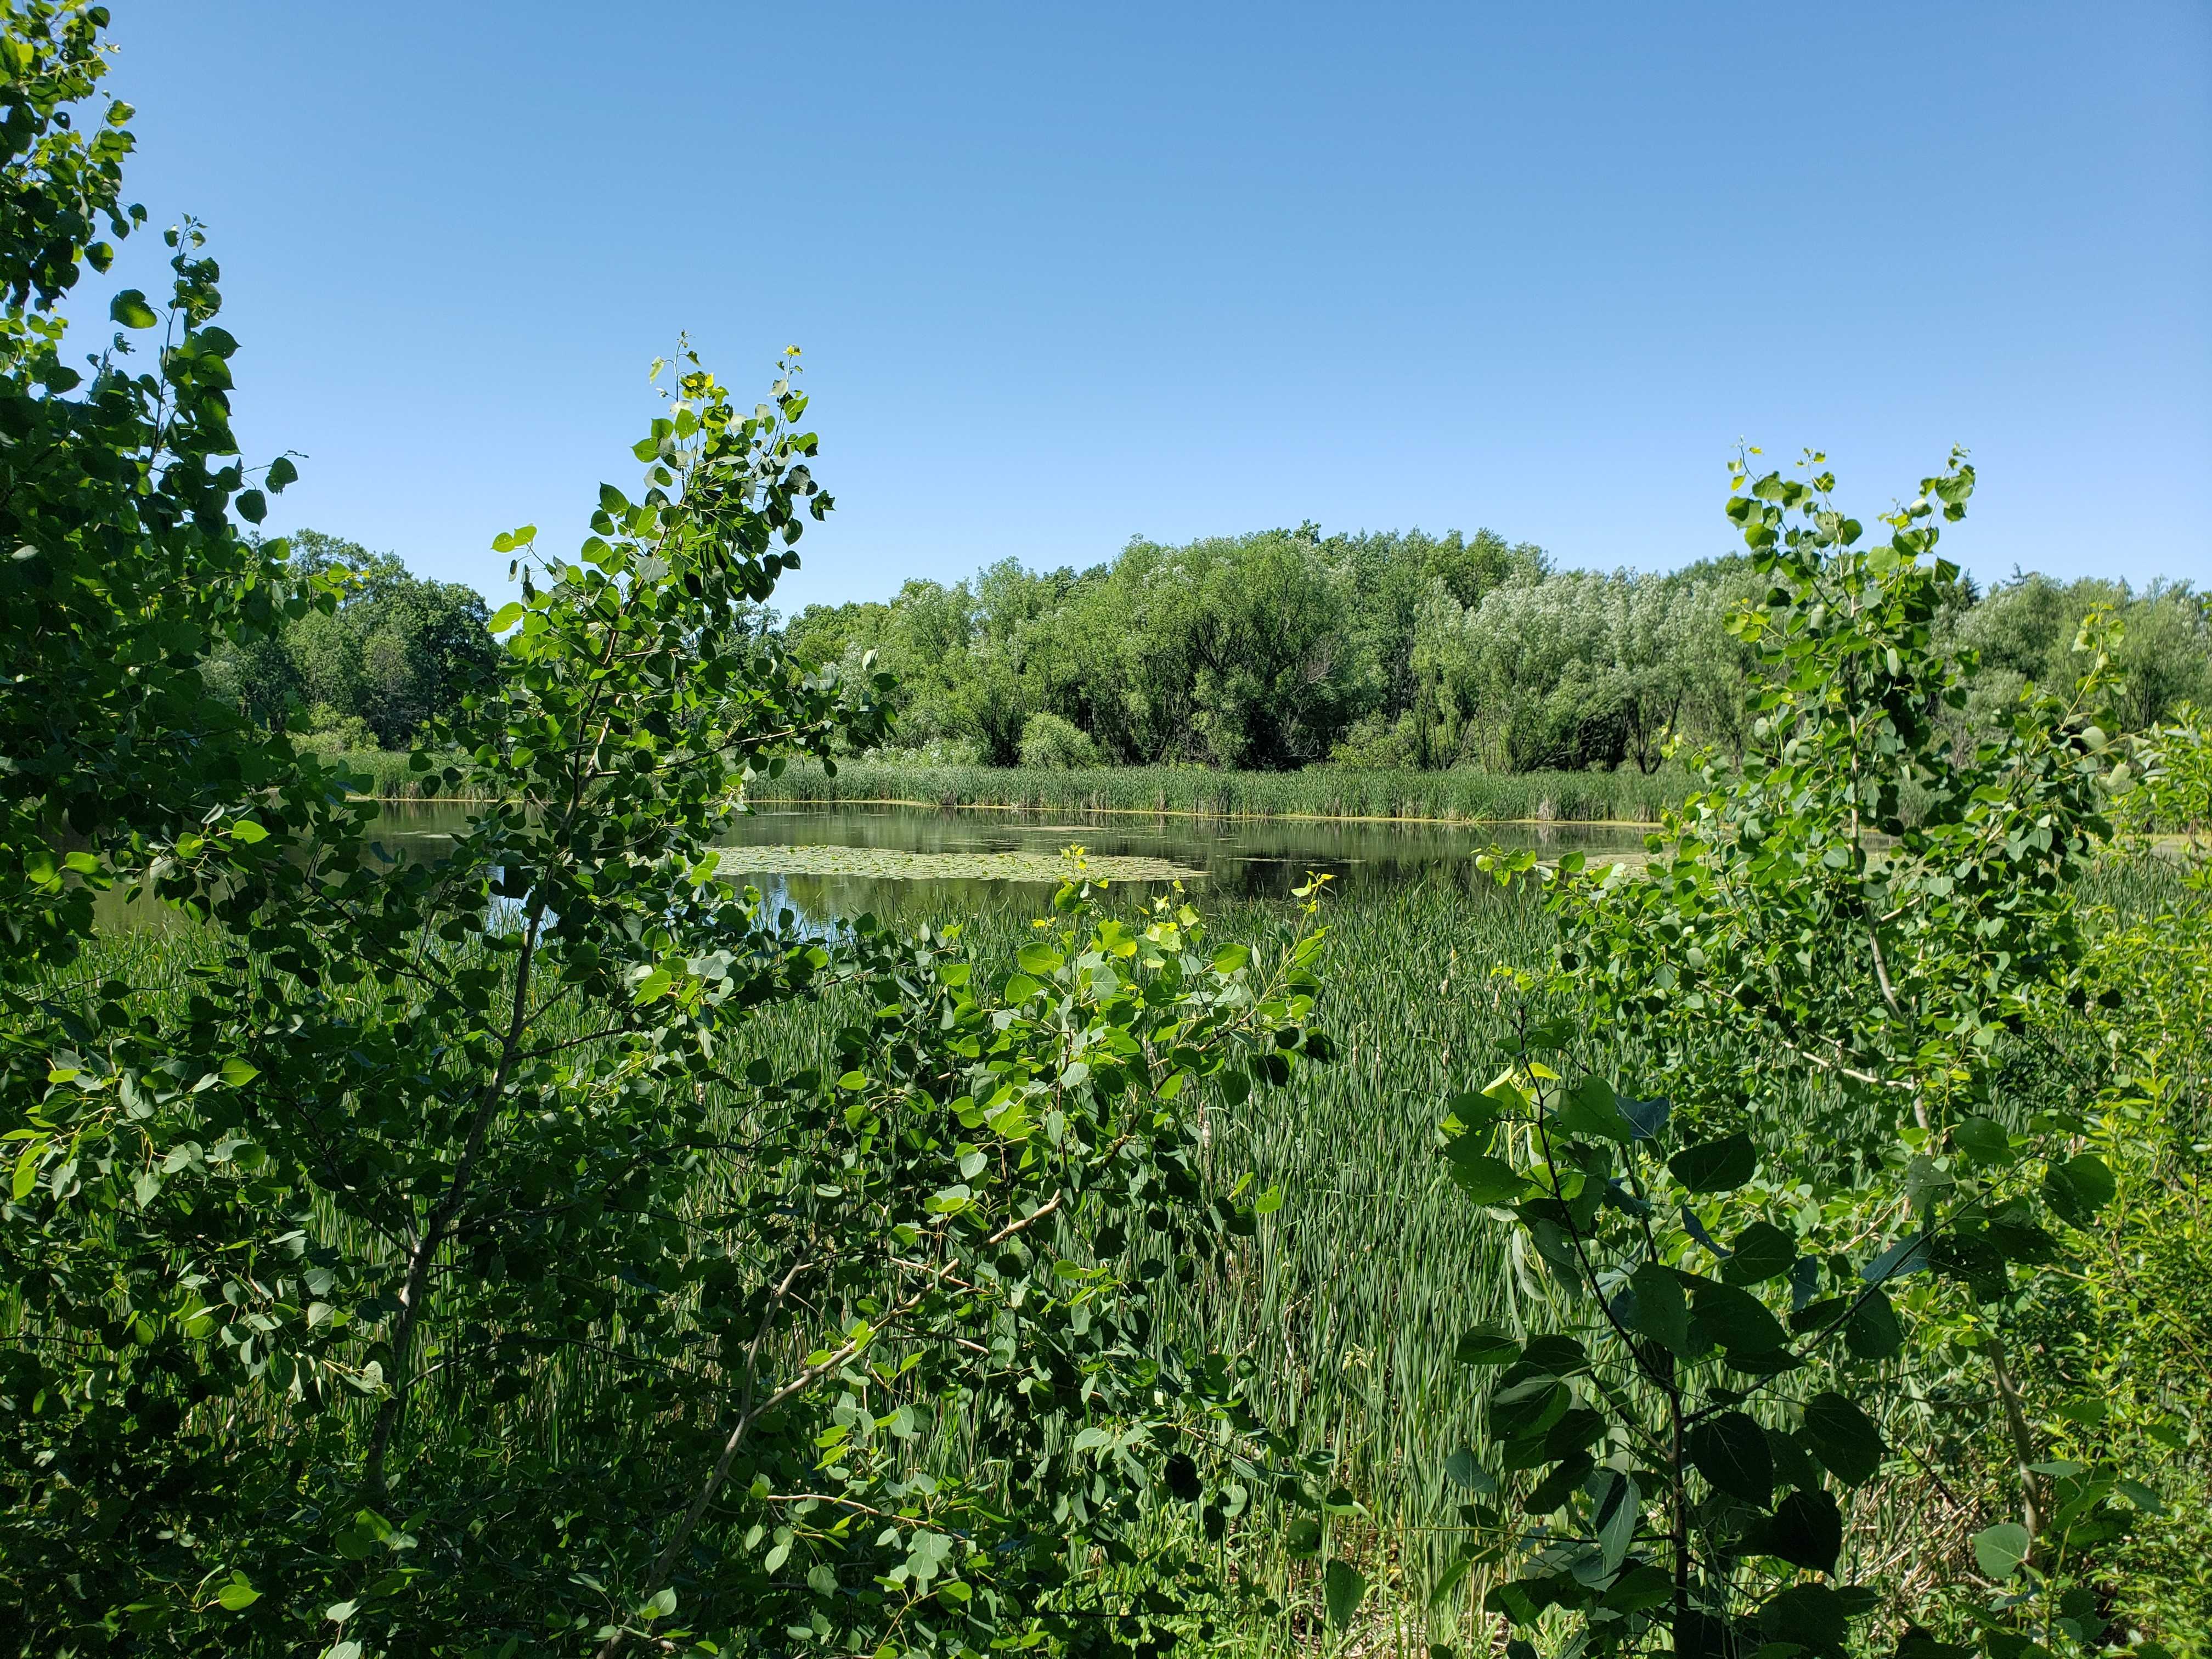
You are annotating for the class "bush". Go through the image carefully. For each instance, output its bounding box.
[1017,709,1098,768]
[300,701,376,751]
[1328,712,1418,769]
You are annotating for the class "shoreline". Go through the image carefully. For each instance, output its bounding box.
[346,791,1667,832]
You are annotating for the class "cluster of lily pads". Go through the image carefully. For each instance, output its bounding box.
[714,843,1205,884]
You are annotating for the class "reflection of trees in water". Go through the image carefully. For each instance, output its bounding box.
[97,802,1646,934]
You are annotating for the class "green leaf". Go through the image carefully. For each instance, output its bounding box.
[1017,943,1064,975]
[1519,1334,1589,1374]
[1593,1470,1640,1573]
[219,1058,259,1087]
[639,1588,678,1618]
[1758,1486,1842,1573]
[1444,1154,1529,1204]
[489,601,525,633]
[1688,1277,1788,1354]
[1758,1583,1846,1652]
[1859,1232,1930,1283]
[1441,1447,1489,1491]
[1669,1132,1756,1193]
[235,489,267,524]
[228,817,269,844]
[1972,1520,2032,1579]
[1555,1075,1634,1142]
[1844,1289,1903,1359]
[1600,1564,1673,1613]
[2115,1476,2166,1516]
[1721,1220,1796,1285]
[1522,1451,1593,1515]
[1688,1410,1773,1506]
[266,455,299,493]
[2046,1154,2117,1224]
[1623,1261,1692,1353]
[1454,1323,1520,1365]
[1324,1559,1367,1629]
[216,1579,261,1611]
[109,288,158,328]
[1949,1116,2014,1167]
[1799,1391,1884,1487]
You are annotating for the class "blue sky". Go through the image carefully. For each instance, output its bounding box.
[95,2,2210,608]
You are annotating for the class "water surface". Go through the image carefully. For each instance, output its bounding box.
[97,801,1647,933]
[365,800,1648,926]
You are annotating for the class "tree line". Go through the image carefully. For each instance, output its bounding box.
[201,530,499,750]
[783,531,2210,773]
[221,529,2209,777]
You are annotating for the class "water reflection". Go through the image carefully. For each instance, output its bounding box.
[96,800,1650,933]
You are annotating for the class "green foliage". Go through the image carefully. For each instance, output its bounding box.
[1017,709,1098,770]
[0,320,1347,1658]
[201,530,503,748]
[1960,574,2211,737]
[747,758,1689,823]
[1406,558,1763,774]
[0,0,320,974]
[1441,449,2188,1656]
[785,527,1556,771]
[782,526,2204,786]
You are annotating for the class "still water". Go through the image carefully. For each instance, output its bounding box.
[347,800,1648,927]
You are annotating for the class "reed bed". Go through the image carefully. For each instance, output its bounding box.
[65,850,2187,1653]
[748,761,1689,825]
[303,749,1690,822]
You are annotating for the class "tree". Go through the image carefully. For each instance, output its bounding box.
[0,0,316,972]
[200,531,504,749]
[2,331,1338,1655]
[1018,709,1098,768]
[1435,449,2158,1656]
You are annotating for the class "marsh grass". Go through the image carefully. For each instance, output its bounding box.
[304,747,1692,824]
[64,854,2190,1654]
[751,761,1691,825]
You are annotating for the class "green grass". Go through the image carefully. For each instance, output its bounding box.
[301,746,447,798]
[749,760,1690,823]
[68,843,2199,1652]
[715,881,1637,1650]
[302,748,1691,820]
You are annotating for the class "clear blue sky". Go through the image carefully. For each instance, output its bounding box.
[96,2,2210,608]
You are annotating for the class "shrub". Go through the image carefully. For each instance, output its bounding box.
[1017,709,1098,768]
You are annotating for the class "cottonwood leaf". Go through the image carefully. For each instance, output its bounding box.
[1669,1132,1755,1192]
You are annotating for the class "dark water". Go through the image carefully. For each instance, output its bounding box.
[357,800,1647,925]
[96,802,1648,932]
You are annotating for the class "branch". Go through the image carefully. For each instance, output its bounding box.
[594,1253,963,1659]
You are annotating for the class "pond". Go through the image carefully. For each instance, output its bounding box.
[352,800,1650,928]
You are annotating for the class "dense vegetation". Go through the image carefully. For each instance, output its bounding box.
[221,521,2208,802]
[268,523,2209,817]
[783,536,2209,776]
[317,750,1694,825]
[202,529,500,751]
[2,8,2206,1659]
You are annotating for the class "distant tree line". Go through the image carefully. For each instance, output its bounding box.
[224,524,2209,773]
[202,529,500,749]
[781,527,2212,771]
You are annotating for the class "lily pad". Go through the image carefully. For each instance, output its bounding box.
[715,844,1204,884]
